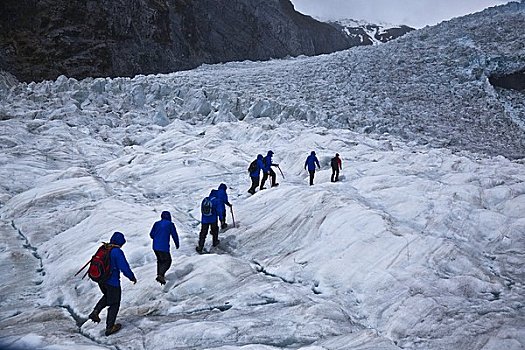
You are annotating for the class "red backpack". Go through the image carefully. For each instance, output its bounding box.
[76,243,115,282]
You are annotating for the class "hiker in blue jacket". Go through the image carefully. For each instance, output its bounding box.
[149,211,180,285]
[248,154,264,195]
[304,151,321,186]
[196,190,220,253]
[89,231,136,336]
[260,150,279,190]
[216,183,232,229]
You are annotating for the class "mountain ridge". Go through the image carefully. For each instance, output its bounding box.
[0,0,415,83]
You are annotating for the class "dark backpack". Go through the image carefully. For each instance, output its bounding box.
[202,197,213,216]
[87,243,114,283]
[331,157,338,168]
[248,159,258,173]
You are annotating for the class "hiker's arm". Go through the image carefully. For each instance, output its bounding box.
[171,224,180,249]
[116,250,136,282]
[224,194,232,207]
[149,222,157,239]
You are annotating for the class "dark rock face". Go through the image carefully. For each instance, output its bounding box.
[489,70,525,91]
[0,0,352,82]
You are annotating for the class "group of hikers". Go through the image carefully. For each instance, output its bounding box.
[248,150,342,193]
[84,151,342,336]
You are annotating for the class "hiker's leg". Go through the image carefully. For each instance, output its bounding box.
[155,250,172,277]
[269,169,276,186]
[211,222,220,246]
[197,223,209,250]
[335,168,339,182]
[309,170,315,185]
[105,285,122,329]
[260,172,268,189]
[93,283,108,313]
[249,176,259,193]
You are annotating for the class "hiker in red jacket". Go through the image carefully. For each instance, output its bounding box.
[331,153,342,182]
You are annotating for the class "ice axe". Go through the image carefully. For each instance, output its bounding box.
[276,165,285,179]
[74,260,90,279]
[230,206,236,228]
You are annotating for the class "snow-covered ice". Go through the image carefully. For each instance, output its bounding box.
[1,2,524,350]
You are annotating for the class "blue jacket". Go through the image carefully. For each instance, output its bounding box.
[250,154,264,178]
[215,186,230,220]
[262,151,274,173]
[201,191,219,224]
[106,232,136,287]
[305,152,320,171]
[150,211,180,253]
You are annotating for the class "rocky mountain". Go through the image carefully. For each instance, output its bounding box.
[0,0,354,82]
[328,19,415,46]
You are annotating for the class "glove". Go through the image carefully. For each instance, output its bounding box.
[131,277,137,284]
[176,244,180,249]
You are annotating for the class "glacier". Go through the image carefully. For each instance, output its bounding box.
[0,2,524,350]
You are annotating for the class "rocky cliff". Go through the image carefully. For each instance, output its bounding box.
[0,0,353,82]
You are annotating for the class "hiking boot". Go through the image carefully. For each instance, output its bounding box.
[195,246,203,254]
[221,222,228,230]
[247,189,255,195]
[212,240,220,247]
[259,187,266,190]
[105,323,122,336]
[156,275,166,285]
[271,183,279,187]
[88,311,101,323]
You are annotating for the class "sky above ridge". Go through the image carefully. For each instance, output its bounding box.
[290,0,513,28]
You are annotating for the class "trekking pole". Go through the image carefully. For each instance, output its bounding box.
[74,260,90,277]
[277,165,285,179]
[230,206,236,228]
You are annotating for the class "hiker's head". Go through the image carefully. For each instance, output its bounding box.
[311,151,316,156]
[219,183,227,191]
[267,150,274,156]
[161,211,172,221]
[336,153,339,157]
[110,232,126,246]
[257,154,263,160]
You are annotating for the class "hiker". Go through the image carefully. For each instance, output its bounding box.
[260,150,279,189]
[88,232,136,336]
[216,183,232,229]
[304,151,321,186]
[331,153,342,182]
[149,211,180,285]
[196,190,220,253]
[248,154,264,195]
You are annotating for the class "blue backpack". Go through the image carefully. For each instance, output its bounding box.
[202,197,213,216]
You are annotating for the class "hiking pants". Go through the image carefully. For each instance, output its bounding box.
[309,170,316,185]
[154,250,172,278]
[260,169,276,189]
[331,167,339,182]
[94,283,121,329]
[248,176,260,193]
[198,222,219,250]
